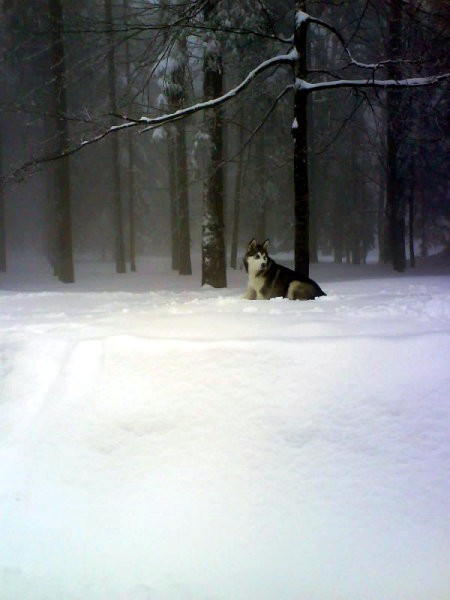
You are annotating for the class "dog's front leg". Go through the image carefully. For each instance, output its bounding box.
[243,287,257,300]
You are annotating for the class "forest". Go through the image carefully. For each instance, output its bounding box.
[0,0,449,286]
[1,4,450,599]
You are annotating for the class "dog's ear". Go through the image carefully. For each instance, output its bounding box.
[247,239,257,251]
[263,239,270,252]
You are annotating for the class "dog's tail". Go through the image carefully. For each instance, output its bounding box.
[316,286,326,298]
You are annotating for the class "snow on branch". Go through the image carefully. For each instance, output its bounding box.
[295,10,310,28]
[5,49,297,182]
[295,73,450,92]
[139,49,297,133]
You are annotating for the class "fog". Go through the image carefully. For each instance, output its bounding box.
[1,1,448,281]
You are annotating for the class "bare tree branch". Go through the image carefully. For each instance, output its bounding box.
[301,10,423,71]
[296,72,450,92]
[227,84,294,164]
[5,50,297,183]
[4,10,449,188]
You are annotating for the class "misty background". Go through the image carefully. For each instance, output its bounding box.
[0,0,448,284]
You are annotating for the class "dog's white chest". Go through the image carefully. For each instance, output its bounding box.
[246,272,267,299]
[249,273,264,292]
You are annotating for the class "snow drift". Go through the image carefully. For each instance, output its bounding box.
[1,257,449,600]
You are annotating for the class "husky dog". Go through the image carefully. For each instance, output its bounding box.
[243,239,326,300]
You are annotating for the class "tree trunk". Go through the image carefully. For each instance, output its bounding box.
[176,119,192,275]
[408,158,415,268]
[164,33,192,275]
[256,128,267,242]
[419,174,428,258]
[0,185,5,274]
[105,0,126,274]
[308,48,318,264]
[230,108,245,270]
[49,0,74,283]
[44,163,58,275]
[385,0,406,272]
[127,130,137,272]
[172,34,192,276]
[350,115,361,265]
[332,195,344,264]
[333,223,344,264]
[126,138,136,274]
[167,133,179,271]
[361,185,369,264]
[377,176,386,264]
[123,0,136,272]
[408,190,415,268]
[202,1,226,288]
[0,118,6,272]
[0,20,4,271]
[293,2,310,277]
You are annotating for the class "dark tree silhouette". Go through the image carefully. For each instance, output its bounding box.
[49,0,74,283]
[202,1,227,288]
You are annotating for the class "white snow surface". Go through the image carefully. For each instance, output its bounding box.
[1,256,450,600]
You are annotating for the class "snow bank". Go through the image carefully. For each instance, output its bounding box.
[1,259,449,600]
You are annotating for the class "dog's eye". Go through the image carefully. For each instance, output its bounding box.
[255,253,260,259]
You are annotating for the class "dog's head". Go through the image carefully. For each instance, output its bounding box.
[243,239,270,274]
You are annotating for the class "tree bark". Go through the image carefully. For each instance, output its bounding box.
[49,0,74,283]
[127,130,137,272]
[308,125,318,263]
[308,36,319,264]
[350,112,361,265]
[333,221,344,264]
[408,157,416,268]
[0,130,5,273]
[105,0,126,274]
[123,0,136,272]
[176,118,192,275]
[164,33,192,275]
[202,1,226,288]
[385,0,406,272]
[0,10,4,271]
[419,173,428,258]
[256,128,267,242]
[377,165,386,264]
[230,108,245,270]
[174,34,192,276]
[293,2,310,277]
[167,133,179,271]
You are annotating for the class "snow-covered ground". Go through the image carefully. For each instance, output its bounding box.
[1,256,449,600]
